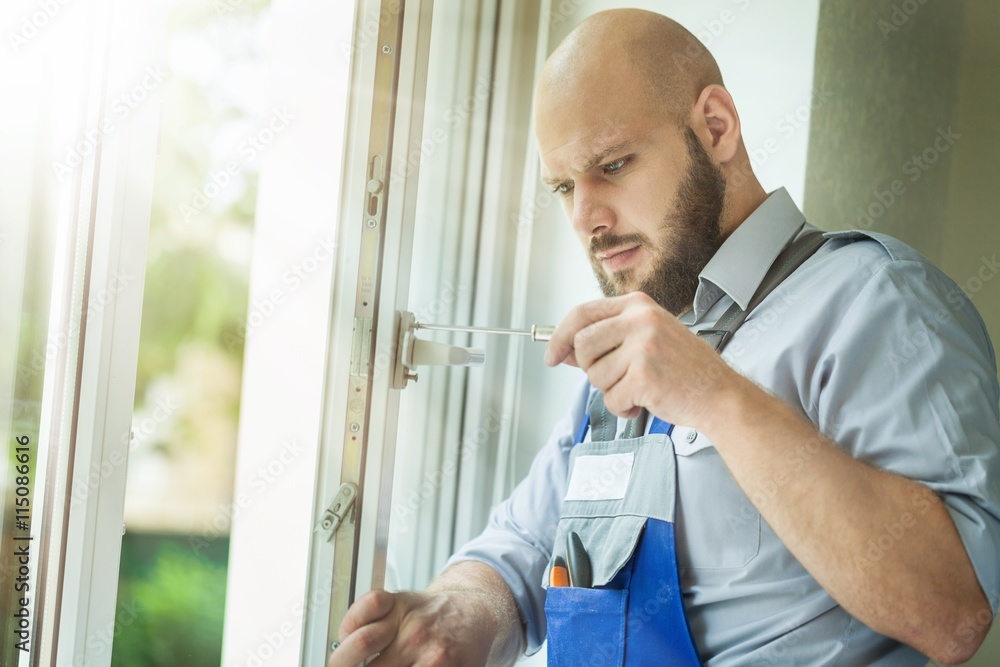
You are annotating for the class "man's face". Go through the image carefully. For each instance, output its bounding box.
[536,76,727,315]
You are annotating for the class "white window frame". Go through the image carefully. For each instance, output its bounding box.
[19,1,166,665]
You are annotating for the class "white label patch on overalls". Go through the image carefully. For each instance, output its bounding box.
[564,452,635,501]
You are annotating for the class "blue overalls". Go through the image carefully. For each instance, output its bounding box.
[540,229,828,665]
[542,393,702,667]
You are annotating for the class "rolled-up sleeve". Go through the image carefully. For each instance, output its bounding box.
[444,379,589,654]
[813,255,1000,614]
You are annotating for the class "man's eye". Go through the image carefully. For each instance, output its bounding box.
[552,183,574,195]
[604,157,628,173]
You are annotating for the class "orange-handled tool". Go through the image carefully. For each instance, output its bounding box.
[549,555,570,587]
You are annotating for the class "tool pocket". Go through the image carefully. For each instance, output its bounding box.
[542,435,677,666]
[543,434,677,587]
[544,584,627,667]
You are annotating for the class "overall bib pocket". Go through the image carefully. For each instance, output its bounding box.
[544,585,627,667]
[543,434,697,665]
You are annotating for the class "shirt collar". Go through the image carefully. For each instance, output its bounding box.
[690,187,806,320]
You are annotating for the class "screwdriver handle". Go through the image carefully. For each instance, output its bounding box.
[566,531,592,588]
[531,325,556,342]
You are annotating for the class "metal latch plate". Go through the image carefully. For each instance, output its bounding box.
[315,482,358,542]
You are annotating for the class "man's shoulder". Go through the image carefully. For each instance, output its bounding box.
[773,227,978,339]
[808,228,954,296]
[791,228,990,349]
[819,228,926,266]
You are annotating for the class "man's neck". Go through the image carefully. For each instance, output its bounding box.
[720,181,768,240]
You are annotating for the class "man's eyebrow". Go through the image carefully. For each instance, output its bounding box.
[540,140,633,187]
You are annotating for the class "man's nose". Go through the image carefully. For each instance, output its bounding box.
[571,182,615,236]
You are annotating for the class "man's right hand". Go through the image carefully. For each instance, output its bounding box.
[328,562,524,667]
[327,588,494,666]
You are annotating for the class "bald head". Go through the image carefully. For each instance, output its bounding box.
[537,9,723,127]
[534,10,767,305]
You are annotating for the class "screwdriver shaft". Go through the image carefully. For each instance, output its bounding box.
[415,322,555,342]
[416,323,531,336]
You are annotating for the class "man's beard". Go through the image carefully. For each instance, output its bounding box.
[589,127,727,316]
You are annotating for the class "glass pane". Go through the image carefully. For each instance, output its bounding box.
[0,9,77,655]
[110,2,271,665]
[0,131,61,667]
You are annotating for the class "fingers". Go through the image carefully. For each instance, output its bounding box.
[586,348,643,419]
[340,590,396,641]
[572,317,626,371]
[329,616,398,667]
[581,342,628,394]
[545,296,630,367]
[331,591,398,666]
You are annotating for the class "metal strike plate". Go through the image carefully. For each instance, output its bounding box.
[315,482,358,542]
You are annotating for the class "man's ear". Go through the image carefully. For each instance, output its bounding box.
[690,84,741,164]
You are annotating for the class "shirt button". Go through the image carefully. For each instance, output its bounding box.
[686,430,698,444]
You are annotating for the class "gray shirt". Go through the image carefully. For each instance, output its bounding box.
[446,188,1000,665]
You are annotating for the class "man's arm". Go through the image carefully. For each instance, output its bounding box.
[329,561,524,667]
[702,373,990,664]
[330,382,587,666]
[547,283,999,665]
[427,562,527,665]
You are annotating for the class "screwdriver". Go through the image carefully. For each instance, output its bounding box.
[566,531,592,588]
[549,555,570,587]
[414,322,557,342]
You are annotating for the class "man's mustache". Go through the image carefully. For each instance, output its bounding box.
[589,232,649,256]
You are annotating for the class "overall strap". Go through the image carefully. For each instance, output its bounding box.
[697,229,827,354]
[578,393,670,444]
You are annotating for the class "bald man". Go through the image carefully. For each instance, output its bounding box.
[330,9,1000,666]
